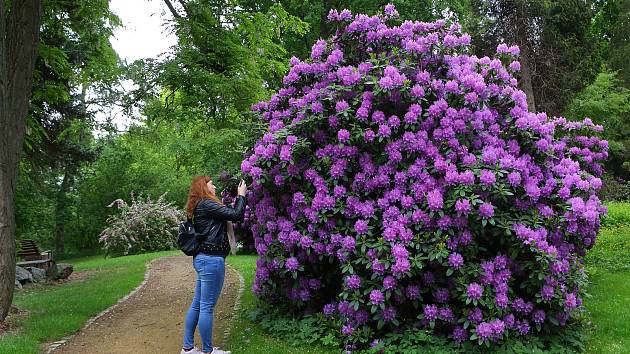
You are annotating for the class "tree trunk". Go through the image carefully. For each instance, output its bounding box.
[513,0,537,112]
[0,0,43,323]
[518,43,537,112]
[55,168,73,255]
[320,0,333,38]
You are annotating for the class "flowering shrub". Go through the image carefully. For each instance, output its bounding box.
[242,4,608,349]
[99,193,184,256]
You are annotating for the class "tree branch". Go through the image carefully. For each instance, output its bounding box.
[163,0,182,19]
[176,0,191,18]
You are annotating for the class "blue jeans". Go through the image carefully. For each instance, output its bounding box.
[183,254,225,352]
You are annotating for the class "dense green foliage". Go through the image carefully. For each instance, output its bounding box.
[15,0,121,255]
[565,70,630,180]
[14,0,629,265]
[601,0,630,86]
[73,121,246,248]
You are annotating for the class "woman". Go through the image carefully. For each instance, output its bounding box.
[181,175,247,354]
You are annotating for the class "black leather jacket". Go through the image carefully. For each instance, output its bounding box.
[193,195,247,257]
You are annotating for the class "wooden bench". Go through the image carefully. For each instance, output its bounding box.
[16,239,53,269]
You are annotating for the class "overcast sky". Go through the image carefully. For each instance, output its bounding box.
[110,0,176,62]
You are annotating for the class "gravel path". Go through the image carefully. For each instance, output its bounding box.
[52,255,241,354]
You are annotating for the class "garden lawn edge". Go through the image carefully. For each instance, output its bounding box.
[45,257,156,353]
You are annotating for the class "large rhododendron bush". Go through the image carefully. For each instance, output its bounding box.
[240,5,608,349]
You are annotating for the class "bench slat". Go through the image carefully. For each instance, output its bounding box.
[17,259,50,266]
[17,240,52,267]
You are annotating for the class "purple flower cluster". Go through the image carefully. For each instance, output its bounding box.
[475,319,505,341]
[447,252,464,269]
[467,283,483,301]
[244,4,607,349]
[346,274,361,289]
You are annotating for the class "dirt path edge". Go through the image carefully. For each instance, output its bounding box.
[223,264,245,345]
[45,258,156,354]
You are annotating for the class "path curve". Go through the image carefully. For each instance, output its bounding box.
[51,255,241,354]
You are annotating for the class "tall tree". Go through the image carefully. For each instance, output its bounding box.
[121,0,307,156]
[0,0,43,323]
[595,0,630,86]
[468,0,603,115]
[153,0,307,124]
[22,0,120,254]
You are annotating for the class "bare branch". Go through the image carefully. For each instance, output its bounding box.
[163,0,182,19]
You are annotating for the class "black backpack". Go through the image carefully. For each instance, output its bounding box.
[177,215,210,256]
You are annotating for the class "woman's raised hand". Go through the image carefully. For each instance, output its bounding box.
[237,179,247,196]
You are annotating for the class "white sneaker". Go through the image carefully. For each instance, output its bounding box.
[181,347,202,354]
[209,348,231,354]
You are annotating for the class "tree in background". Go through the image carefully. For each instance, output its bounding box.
[600,0,630,86]
[565,70,630,181]
[15,0,122,255]
[458,0,630,188]
[237,0,620,118]
[12,0,628,263]
[82,0,308,208]
[129,1,307,127]
[561,0,630,192]
[0,0,43,324]
[74,119,248,249]
[466,0,606,116]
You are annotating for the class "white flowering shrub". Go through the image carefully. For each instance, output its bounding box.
[99,194,184,256]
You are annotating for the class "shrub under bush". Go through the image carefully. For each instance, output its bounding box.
[242,5,608,350]
[98,193,184,256]
[598,174,630,202]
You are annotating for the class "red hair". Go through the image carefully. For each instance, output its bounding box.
[186,175,223,219]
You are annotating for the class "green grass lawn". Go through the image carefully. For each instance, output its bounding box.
[584,225,630,354]
[0,250,179,354]
[584,272,630,354]
[225,255,338,354]
[601,202,630,229]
